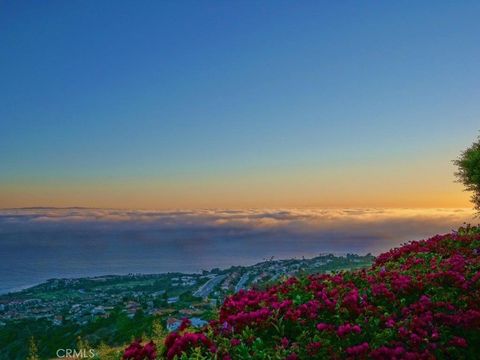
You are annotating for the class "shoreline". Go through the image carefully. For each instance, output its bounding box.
[0,251,363,296]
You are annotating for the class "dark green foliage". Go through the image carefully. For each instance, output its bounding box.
[454,135,480,213]
[0,311,157,360]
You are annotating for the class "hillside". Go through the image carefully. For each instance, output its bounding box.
[125,226,480,359]
[0,254,373,360]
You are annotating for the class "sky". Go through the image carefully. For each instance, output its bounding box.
[0,1,479,209]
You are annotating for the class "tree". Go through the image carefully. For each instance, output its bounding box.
[26,337,39,360]
[454,135,480,214]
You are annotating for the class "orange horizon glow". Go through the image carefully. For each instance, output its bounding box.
[0,176,472,210]
[2,138,475,211]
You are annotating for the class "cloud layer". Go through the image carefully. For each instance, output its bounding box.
[0,207,474,252]
[0,207,474,293]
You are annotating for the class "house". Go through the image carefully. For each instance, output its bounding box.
[190,317,207,328]
[152,308,175,316]
[152,290,166,297]
[167,296,179,304]
[179,308,202,316]
[53,315,63,326]
[91,306,106,315]
[166,317,182,332]
[125,301,141,318]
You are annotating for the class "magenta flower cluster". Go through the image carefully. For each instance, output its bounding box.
[123,340,156,360]
[124,226,480,359]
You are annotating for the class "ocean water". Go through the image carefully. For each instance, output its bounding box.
[0,208,473,294]
[0,228,373,294]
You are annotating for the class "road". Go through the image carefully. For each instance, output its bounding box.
[234,272,250,292]
[193,275,227,298]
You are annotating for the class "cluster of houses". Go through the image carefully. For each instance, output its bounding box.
[171,276,197,287]
[1,253,374,338]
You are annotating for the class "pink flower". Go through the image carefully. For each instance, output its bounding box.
[385,318,395,328]
[337,323,361,337]
[316,322,330,331]
[230,338,241,346]
[346,342,369,356]
[123,340,156,360]
[280,337,289,348]
[179,318,191,331]
[449,336,468,348]
[306,341,322,356]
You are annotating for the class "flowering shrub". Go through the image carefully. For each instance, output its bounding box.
[124,227,480,359]
[123,340,157,360]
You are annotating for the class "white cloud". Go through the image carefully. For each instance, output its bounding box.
[0,207,474,244]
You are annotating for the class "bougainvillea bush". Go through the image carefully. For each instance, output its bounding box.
[123,340,157,360]
[125,226,480,359]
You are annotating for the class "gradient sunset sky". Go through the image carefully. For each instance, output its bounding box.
[0,1,479,209]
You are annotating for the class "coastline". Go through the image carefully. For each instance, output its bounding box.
[0,251,358,297]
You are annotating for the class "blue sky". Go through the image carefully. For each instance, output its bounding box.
[0,1,479,208]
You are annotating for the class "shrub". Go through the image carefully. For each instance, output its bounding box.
[123,340,157,360]
[155,228,480,359]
